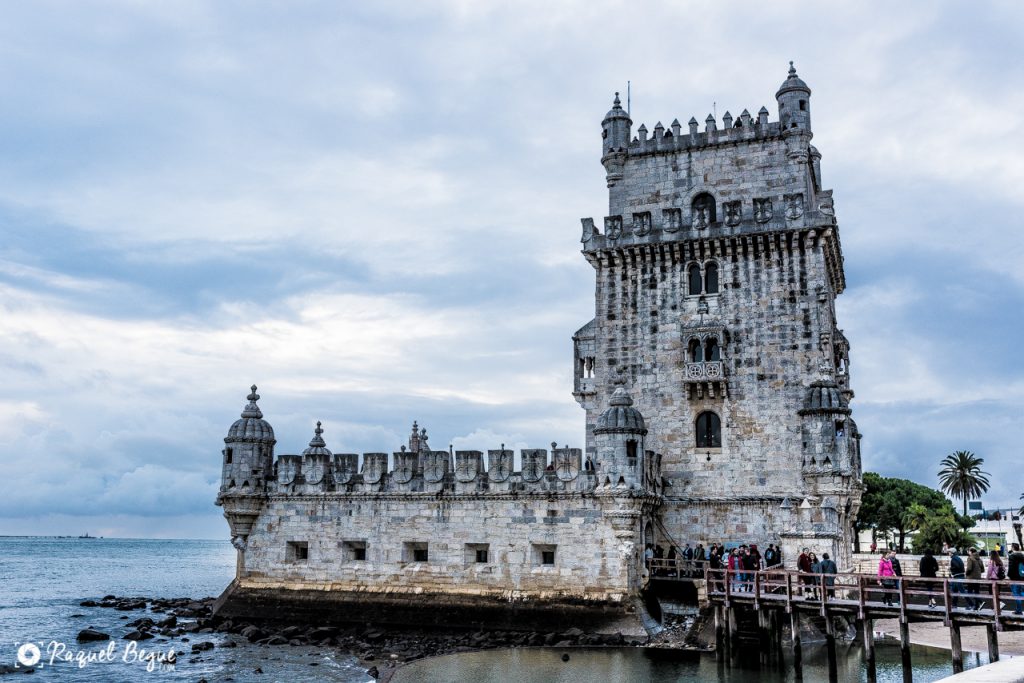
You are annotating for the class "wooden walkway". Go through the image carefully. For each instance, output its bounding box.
[646,562,1024,682]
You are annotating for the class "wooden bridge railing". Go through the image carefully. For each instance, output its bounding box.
[702,567,1023,630]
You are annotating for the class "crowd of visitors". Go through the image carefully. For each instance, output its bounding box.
[643,539,1024,615]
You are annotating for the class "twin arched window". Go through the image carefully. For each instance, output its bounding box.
[688,337,721,362]
[696,411,722,448]
[687,262,719,296]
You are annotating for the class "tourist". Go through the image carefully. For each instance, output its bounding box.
[809,552,822,600]
[666,545,678,578]
[987,550,1005,582]
[742,546,758,593]
[920,549,939,608]
[995,542,1002,557]
[728,548,742,593]
[764,543,778,568]
[820,552,837,599]
[798,548,813,597]
[694,543,706,579]
[878,551,896,607]
[870,540,877,554]
[942,541,950,555]
[1008,543,1024,615]
[949,548,966,609]
[644,544,654,571]
[891,551,904,604]
[965,548,984,610]
[709,546,724,592]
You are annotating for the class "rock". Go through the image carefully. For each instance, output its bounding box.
[561,627,584,638]
[157,615,178,628]
[253,667,263,674]
[553,640,572,648]
[364,629,386,642]
[265,636,288,646]
[241,626,265,642]
[128,617,154,628]
[102,594,116,601]
[543,633,558,646]
[79,600,99,607]
[366,666,379,679]
[219,640,237,648]
[124,630,155,641]
[191,642,215,652]
[77,628,110,642]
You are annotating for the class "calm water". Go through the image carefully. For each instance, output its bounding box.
[0,537,988,682]
[393,642,987,683]
[0,537,371,681]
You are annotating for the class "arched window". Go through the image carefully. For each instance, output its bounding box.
[692,193,716,224]
[705,337,721,361]
[705,262,719,294]
[696,412,721,448]
[688,264,702,295]
[626,439,638,466]
[688,338,703,362]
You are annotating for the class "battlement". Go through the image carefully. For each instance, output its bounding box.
[264,446,623,495]
[628,108,781,157]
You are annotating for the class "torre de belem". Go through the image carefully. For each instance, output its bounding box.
[214,65,863,632]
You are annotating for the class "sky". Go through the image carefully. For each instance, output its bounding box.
[0,1,1021,539]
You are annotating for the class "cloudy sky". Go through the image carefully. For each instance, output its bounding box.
[1,1,1021,539]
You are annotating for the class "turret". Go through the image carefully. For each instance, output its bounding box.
[776,61,813,162]
[302,421,333,492]
[601,92,632,211]
[221,385,276,494]
[797,379,853,476]
[593,387,649,489]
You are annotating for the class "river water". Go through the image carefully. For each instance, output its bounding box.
[0,537,989,682]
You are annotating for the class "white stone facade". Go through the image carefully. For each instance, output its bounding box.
[215,65,862,628]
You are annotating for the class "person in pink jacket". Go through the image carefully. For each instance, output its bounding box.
[878,552,896,606]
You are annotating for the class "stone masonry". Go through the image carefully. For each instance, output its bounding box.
[214,64,862,631]
[574,63,862,566]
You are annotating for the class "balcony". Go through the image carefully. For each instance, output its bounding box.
[683,361,727,399]
[685,361,724,381]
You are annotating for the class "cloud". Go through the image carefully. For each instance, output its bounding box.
[1,1,1023,537]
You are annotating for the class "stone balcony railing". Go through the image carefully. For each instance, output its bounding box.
[684,361,724,381]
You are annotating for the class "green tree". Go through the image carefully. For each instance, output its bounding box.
[854,473,957,552]
[911,511,976,554]
[902,503,930,532]
[938,450,990,517]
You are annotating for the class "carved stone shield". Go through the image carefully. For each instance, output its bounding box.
[784,193,804,220]
[455,451,481,483]
[305,456,326,485]
[277,456,299,485]
[754,198,773,223]
[554,449,581,482]
[521,449,546,483]
[662,208,682,233]
[392,452,416,484]
[362,453,387,484]
[487,449,512,483]
[423,451,449,483]
[724,201,742,226]
[333,454,357,485]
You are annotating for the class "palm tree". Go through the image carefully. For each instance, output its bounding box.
[938,450,990,517]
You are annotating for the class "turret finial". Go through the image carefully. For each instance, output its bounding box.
[789,60,796,76]
[613,92,621,107]
[315,420,323,436]
[308,420,327,448]
[241,385,263,419]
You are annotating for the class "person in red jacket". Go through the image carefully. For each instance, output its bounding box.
[798,548,813,597]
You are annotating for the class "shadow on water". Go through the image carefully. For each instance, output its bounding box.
[391,641,988,683]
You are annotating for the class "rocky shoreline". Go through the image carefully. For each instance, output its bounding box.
[51,595,701,680]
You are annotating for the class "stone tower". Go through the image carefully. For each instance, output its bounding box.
[574,65,862,566]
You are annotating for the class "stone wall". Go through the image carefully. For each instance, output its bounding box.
[236,492,654,605]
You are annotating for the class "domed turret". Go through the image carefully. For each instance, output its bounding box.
[227,385,276,443]
[595,387,648,434]
[302,421,333,489]
[593,388,650,490]
[798,379,851,416]
[602,92,632,209]
[302,421,332,457]
[220,385,276,493]
[776,62,812,159]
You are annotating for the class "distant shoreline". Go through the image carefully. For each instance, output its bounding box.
[0,535,228,541]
